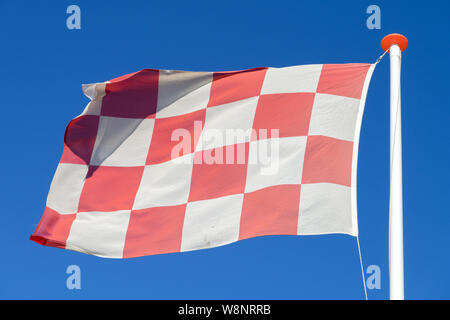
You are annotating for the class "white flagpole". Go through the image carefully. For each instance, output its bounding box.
[381,33,408,300]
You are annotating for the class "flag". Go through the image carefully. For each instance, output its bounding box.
[31,63,375,258]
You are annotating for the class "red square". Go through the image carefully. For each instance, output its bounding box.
[78,166,144,212]
[146,109,205,165]
[60,115,99,165]
[302,135,353,186]
[207,68,267,107]
[30,207,76,249]
[123,204,186,258]
[252,93,315,139]
[316,64,370,99]
[188,143,249,201]
[239,185,301,240]
[101,69,159,119]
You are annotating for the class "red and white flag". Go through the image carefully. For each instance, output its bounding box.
[31,63,374,258]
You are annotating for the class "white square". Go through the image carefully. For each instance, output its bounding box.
[90,117,154,166]
[245,136,306,193]
[80,83,106,116]
[66,210,130,258]
[298,183,354,236]
[196,96,258,151]
[133,153,194,210]
[261,64,323,94]
[181,194,243,252]
[156,70,212,118]
[81,82,106,100]
[80,100,102,116]
[308,93,360,141]
[46,163,88,214]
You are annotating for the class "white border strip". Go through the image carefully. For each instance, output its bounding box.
[350,64,377,236]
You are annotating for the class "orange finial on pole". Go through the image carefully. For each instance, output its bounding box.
[381,33,408,52]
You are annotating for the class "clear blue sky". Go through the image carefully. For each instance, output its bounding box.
[1,0,449,299]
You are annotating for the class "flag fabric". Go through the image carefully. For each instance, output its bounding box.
[31,63,375,258]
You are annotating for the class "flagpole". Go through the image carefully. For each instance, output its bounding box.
[381,33,408,300]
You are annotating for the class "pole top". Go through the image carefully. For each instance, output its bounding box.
[381,34,408,52]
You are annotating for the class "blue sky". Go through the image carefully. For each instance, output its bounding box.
[1,0,449,299]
